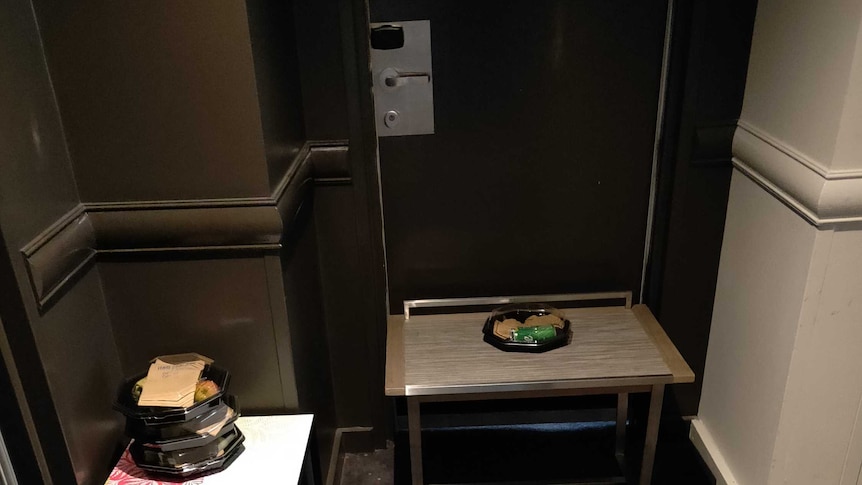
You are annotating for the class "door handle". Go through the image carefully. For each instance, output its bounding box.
[381,67,431,88]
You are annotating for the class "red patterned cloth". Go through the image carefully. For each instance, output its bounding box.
[104,448,204,485]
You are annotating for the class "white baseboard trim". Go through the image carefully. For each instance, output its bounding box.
[690,418,739,485]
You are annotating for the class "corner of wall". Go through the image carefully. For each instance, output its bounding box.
[689,418,738,485]
[765,228,834,484]
[832,15,862,172]
[696,171,817,485]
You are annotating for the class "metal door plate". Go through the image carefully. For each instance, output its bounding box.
[370,20,434,137]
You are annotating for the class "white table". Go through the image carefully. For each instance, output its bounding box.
[106,414,315,485]
[206,415,314,484]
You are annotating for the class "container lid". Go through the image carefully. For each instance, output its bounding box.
[114,364,230,424]
[482,303,571,353]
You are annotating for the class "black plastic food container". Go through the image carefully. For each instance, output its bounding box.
[131,427,246,478]
[135,402,239,451]
[482,303,571,353]
[131,422,239,467]
[124,395,239,441]
[113,364,230,425]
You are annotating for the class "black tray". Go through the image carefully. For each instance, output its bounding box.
[482,303,571,353]
[131,423,240,468]
[125,395,239,442]
[135,403,240,451]
[133,428,245,478]
[113,364,230,425]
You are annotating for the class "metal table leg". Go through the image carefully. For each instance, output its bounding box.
[639,384,665,485]
[615,392,628,465]
[408,397,424,485]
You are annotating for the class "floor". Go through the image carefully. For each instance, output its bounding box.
[338,413,714,484]
[339,445,396,485]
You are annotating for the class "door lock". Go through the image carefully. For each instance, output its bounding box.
[370,20,434,136]
[370,25,405,50]
[381,67,431,88]
[383,110,401,128]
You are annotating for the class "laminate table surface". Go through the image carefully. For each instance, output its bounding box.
[386,304,693,397]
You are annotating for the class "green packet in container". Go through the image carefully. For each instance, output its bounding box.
[482,302,572,353]
[510,325,557,343]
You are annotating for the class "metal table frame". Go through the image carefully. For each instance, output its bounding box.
[385,292,694,485]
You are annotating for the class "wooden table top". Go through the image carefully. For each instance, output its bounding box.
[386,304,694,397]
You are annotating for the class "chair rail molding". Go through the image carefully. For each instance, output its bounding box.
[20,206,96,310]
[19,141,348,311]
[732,121,862,227]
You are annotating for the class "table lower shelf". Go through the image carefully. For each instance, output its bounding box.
[399,386,664,485]
[394,417,629,484]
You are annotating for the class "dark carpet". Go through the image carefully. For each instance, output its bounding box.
[340,410,713,484]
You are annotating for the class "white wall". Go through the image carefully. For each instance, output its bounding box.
[769,226,862,484]
[833,17,862,172]
[741,0,862,169]
[698,171,816,485]
[695,1,862,482]
[697,178,862,485]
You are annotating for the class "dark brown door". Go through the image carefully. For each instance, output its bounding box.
[370,0,671,308]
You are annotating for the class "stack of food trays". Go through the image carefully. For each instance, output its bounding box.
[113,365,244,478]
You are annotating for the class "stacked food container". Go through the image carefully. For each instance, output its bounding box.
[113,361,245,478]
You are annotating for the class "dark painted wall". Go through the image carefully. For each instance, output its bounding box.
[281,200,337,472]
[294,0,350,139]
[32,270,124,484]
[295,0,390,449]
[3,7,394,485]
[0,0,78,235]
[246,1,308,190]
[98,257,298,412]
[33,0,271,202]
[370,0,668,307]
[313,184,382,440]
[646,0,758,416]
[0,312,41,483]
[0,1,350,482]
[26,0,323,416]
[0,1,124,483]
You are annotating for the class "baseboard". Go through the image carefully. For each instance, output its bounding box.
[689,418,738,485]
[324,428,343,485]
[325,427,374,485]
[341,428,377,453]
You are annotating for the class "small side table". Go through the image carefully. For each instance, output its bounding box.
[386,292,695,485]
[106,414,315,485]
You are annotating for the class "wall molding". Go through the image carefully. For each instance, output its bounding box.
[20,141,348,311]
[20,206,96,310]
[737,121,862,180]
[732,122,862,226]
[691,121,737,167]
[308,139,351,183]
